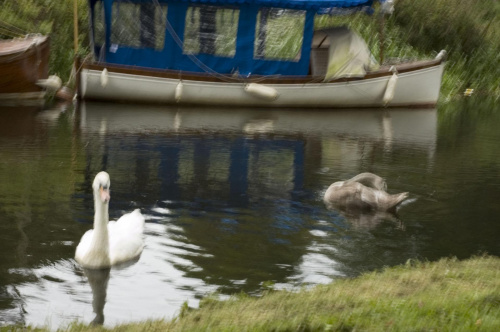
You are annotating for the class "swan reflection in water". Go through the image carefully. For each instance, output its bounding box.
[82,255,141,325]
[83,268,110,325]
[328,207,406,230]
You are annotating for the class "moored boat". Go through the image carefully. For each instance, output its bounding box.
[0,35,52,103]
[77,0,446,108]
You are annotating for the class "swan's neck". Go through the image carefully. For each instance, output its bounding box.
[347,173,386,191]
[91,194,110,255]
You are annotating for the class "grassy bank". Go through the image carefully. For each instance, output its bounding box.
[317,0,500,100]
[1,0,499,100]
[8,255,499,331]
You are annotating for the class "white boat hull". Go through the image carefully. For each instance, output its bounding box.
[80,62,445,108]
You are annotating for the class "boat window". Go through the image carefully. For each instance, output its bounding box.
[254,9,305,62]
[111,1,167,51]
[93,1,105,47]
[183,5,239,57]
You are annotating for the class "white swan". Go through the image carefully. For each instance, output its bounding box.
[324,172,408,213]
[75,171,145,269]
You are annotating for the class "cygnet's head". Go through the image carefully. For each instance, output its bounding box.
[93,171,111,203]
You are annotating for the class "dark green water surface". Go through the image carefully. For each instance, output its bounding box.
[0,100,498,328]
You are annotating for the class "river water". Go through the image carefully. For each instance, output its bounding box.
[0,100,498,328]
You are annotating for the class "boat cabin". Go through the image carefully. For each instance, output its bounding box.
[88,0,382,77]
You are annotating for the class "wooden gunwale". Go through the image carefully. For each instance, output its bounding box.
[81,57,443,85]
[0,36,50,95]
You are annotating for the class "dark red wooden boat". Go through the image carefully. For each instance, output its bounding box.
[0,35,50,102]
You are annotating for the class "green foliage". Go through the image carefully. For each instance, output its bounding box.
[261,280,276,292]
[393,0,500,99]
[178,301,193,319]
[198,292,223,309]
[316,0,500,99]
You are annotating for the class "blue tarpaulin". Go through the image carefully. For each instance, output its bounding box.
[89,0,384,76]
[90,0,378,11]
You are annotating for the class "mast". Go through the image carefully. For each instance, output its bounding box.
[74,0,79,55]
[379,0,395,64]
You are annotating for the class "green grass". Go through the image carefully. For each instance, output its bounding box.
[5,255,499,331]
[316,0,500,100]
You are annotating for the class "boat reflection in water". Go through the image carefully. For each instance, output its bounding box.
[77,102,437,147]
[77,101,436,230]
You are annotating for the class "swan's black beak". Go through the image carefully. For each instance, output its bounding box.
[100,186,110,203]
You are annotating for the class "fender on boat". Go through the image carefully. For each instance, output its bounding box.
[383,67,398,106]
[36,75,62,91]
[175,81,183,103]
[435,50,447,61]
[244,83,279,101]
[100,68,109,88]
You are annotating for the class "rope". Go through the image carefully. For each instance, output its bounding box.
[67,53,93,86]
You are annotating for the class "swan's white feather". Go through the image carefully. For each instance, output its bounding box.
[75,229,108,268]
[75,172,145,269]
[108,209,145,265]
[324,172,408,212]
